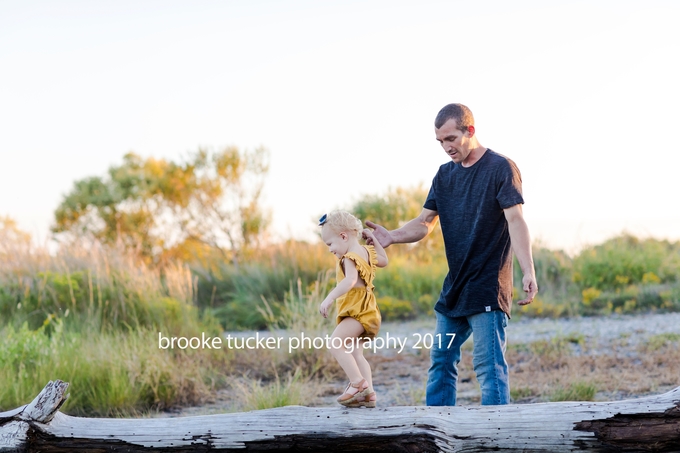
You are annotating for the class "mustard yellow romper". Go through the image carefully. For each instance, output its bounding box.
[335,245,381,340]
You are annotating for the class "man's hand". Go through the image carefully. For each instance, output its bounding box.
[364,220,393,248]
[517,273,538,306]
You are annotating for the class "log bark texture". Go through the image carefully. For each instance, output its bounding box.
[1,380,680,452]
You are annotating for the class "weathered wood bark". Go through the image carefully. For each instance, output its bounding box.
[2,380,679,452]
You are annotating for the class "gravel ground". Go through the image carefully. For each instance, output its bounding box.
[381,310,680,348]
[158,312,680,417]
[506,311,680,348]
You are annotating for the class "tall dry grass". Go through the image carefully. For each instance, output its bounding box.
[1,238,199,333]
[0,233,228,416]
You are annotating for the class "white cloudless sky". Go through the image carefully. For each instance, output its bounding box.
[1,0,679,254]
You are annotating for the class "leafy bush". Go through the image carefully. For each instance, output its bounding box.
[377,296,414,321]
[573,235,679,291]
[513,296,569,318]
[374,255,446,305]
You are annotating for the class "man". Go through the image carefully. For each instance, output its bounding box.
[365,103,538,406]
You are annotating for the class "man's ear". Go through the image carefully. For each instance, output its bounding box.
[467,125,476,137]
[340,232,348,240]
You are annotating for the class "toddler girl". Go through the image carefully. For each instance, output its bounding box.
[318,210,388,407]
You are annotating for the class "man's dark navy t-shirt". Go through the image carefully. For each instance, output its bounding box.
[424,149,524,318]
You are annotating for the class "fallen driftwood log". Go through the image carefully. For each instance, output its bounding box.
[1,380,679,452]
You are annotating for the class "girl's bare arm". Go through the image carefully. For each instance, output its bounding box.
[363,229,388,268]
[319,259,359,318]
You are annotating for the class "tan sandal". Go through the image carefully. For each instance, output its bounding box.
[344,389,376,408]
[337,379,369,405]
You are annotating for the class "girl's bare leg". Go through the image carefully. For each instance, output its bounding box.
[351,342,377,404]
[330,317,365,385]
[350,341,372,389]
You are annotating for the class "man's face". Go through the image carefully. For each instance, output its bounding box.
[435,118,473,164]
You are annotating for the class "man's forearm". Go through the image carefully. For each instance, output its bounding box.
[367,209,438,249]
[504,205,538,304]
[507,217,535,276]
[390,217,435,244]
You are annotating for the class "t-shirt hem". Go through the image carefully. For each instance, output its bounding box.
[434,303,511,319]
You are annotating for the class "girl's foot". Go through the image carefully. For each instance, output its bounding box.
[345,389,377,408]
[337,379,369,405]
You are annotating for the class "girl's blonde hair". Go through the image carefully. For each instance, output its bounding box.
[321,210,362,238]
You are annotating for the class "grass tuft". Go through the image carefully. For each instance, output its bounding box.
[642,333,680,352]
[231,369,318,411]
[549,381,598,402]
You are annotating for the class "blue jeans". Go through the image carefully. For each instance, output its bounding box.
[426,310,509,406]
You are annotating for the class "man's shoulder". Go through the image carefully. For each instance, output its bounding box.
[485,149,519,168]
[481,149,521,176]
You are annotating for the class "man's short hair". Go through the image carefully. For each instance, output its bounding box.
[435,103,474,131]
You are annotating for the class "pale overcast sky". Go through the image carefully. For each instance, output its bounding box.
[1,0,678,254]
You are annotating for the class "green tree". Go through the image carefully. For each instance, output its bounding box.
[52,146,270,264]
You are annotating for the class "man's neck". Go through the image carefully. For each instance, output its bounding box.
[461,144,486,168]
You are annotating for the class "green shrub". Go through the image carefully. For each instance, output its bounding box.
[573,235,679,291]
[577,283,677,315]
[377,296,414,321]
[516,245,574,296]
[374,254,445,304]
[514,296,569,318]
[195,240,334,330]
[415,293,436,316]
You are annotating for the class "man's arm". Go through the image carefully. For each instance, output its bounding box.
[503,204,538,305]
[365,208,439,248]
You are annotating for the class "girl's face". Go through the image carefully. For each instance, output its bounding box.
[321,226,349,259]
